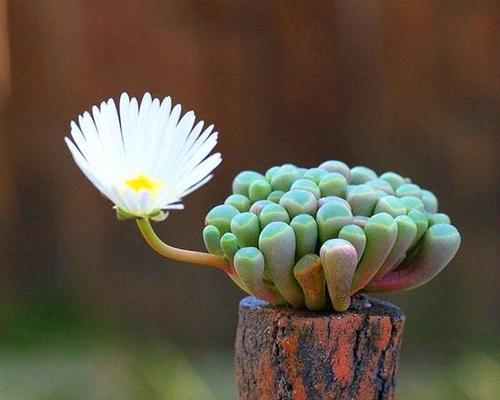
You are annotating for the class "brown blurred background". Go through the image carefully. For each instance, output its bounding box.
[0,1,499,399]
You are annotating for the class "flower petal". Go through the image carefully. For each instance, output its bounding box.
[66,92,221,219]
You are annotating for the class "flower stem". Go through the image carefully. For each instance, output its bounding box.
[136,218,229,271]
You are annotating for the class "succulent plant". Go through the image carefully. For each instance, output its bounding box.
[204,161,461,311]
[65,93,461,313]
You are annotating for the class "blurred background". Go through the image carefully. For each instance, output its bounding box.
[0,1,499,399]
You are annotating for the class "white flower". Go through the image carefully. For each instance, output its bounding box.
[65,92,222,221]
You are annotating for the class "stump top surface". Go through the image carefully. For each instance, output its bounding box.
[239,295,404,320]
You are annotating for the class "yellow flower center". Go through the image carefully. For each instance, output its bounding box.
[125,174,162,194]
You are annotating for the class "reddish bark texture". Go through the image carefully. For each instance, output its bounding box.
[235,296,405,400]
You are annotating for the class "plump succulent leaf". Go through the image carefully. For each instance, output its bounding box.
[350,166,377,184]
[293,254,326,311]
[248,179,272,202]
[259,203,290,228]
[407,209,429,248]
[270,166,302,191]
[421,189,438,213]
[351,213,398,293]
[380,171,406,190]
[316,202,354,243]
[429,213,451,226]
[400,196,425,213]
[321,239,358,311]
[205,204,239,234]
[319,160,351,181]
[395,183,422,199]
[367,178,395,195]
[374,215,417,279]
[220,232,239,264]
[203,225,223,256]
[319,172,348,198]
[234,247,285,304]
[224,194,251,212]
[303,167,328,184]
[347,184,380,216]
[258,222,304,307]
[338,224,366,263]
[232,171,266,196]
[290,179,322,199]
[374,195,406,217]
[249,199,273,216]
[267,190,285,203]
[366,224,461,292]
[279,189,318,218]
[230,212,260,247]
[290,214,318,260]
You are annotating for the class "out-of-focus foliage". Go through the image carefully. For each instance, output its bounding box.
[0,295,498,400]
[398,352,500,400]
[0,294,226,400]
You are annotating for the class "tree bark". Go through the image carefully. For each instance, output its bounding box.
[235,295,405,400]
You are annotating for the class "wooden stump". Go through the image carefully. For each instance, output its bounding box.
[235,296,405,400]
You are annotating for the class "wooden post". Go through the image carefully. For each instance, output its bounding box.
[235,296,405,400]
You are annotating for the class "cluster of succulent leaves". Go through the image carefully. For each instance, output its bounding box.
[203,161,460,312]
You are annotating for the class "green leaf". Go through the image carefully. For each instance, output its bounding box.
[351,212,398,293]
[248,179,272,202]
[290,214,318,260]
[422,189,438,213]
[293,254,326,311]
[347,184,380,216]
[267,190,285,203]
[319,160,351,181]
[316,202,353,243]
[350,166,377,184]
[232,170,265,197]
[429,213,451,226]
[290,179,321,199]
[318,172,348,198]
[338,224,366,263]
[270,165,301,191]
[303,167,328,184]
[374,215,417,279]
[320,239,358,312]
[400,196,425,213]
[374,195,407,217]
[366,223,461,292]
[396,183,422,199]
[258,222,303,307]
[230,212,260,247]
[202,225,223,256]
[367,178,395,195]
[379,171,406,190]
[220,232,239,265]
[234,247,285,304]
[407,209,429,248]
[205,204,239,234]
[249,200,273,216]
[279,189,318,218]
[259,203,290,228]
[224,194,251,212]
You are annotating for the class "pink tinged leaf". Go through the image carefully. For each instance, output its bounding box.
[320,239,358,312]
[374,215,417,279]
[365,224,461,292]
[350,213,398,293]
[293,254,326,311]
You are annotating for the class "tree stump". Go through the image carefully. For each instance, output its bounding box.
[235,296,405,400]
